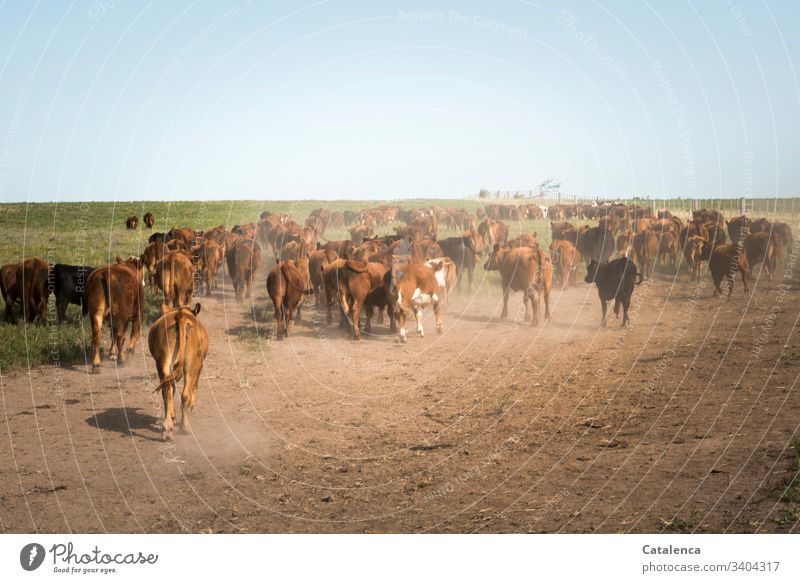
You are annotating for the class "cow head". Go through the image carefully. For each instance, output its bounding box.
[584,259,600,284]
[686,236,705,263]
[483,243,504,271]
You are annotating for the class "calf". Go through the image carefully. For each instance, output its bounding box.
[386,263,443,342]
[709,244,749,298]
[266,258,313,340]
[148,303,208,441]
[125,215,139,230]
[584,257,642,327]
[484,244,551,326]
[52,264,95,323]
[549,239,581,290]
[684,235,706,281]
[86,257,145,371]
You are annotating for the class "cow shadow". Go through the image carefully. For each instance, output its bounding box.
[86,407,161,442]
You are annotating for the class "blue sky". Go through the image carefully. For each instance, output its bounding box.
[0,0,797,202]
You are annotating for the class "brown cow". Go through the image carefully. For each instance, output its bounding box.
[684,235,706,281]
[155,250,195,307]
[745,231,780,281]
[17,258,50,323]
[141,240,166,294]
[143,212,155,229]
[484,244,551,326]
[338,260,389,340]
[226,240,261,299]
[657,230,679,269]
[125,215,138,229]
[386,262,443,342]
[616,230,633,258]
[551,221,578,244]
[267,257,313,340]
[309,248,338,305]
[148,303,208,441]
[549,239,581,290]
[478,219,509,248]
[632,228,659,280]
[86,257,145,371]
[197,239,222,295]
[0,262,21,323]
[348,224,373,243]
[321,258,347,326]
[709,244,749,298]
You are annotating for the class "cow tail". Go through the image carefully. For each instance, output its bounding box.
[153,311,189,393]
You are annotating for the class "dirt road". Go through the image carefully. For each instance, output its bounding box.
[2,258,799,533]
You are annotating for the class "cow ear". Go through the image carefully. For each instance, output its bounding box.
[115,255,124,264]
[193,303,202,316]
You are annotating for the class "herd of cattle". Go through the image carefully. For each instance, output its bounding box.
[0,202,793,440]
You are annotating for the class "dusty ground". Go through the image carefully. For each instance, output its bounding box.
[1,255,800,533]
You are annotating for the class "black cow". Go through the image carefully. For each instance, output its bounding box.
[577,226,615,265]
[584,258,642,327]
[438,236,482,290]
[52,264,95,323]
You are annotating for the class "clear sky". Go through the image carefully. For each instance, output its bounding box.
[0,0,797,202]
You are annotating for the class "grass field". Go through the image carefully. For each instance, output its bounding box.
[1,197,798,375]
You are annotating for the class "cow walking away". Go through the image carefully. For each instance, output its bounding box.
[585,257,642,327]
[148,303,209,441]
[226,239,261,299]
[155,250,195,307]
[85,257,145,372]
[125,215,139,230]
[632,228,658,279]
[267,258,313,340]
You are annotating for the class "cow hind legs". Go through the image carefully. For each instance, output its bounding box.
[415,309,424,337]
[433,302,443,334]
